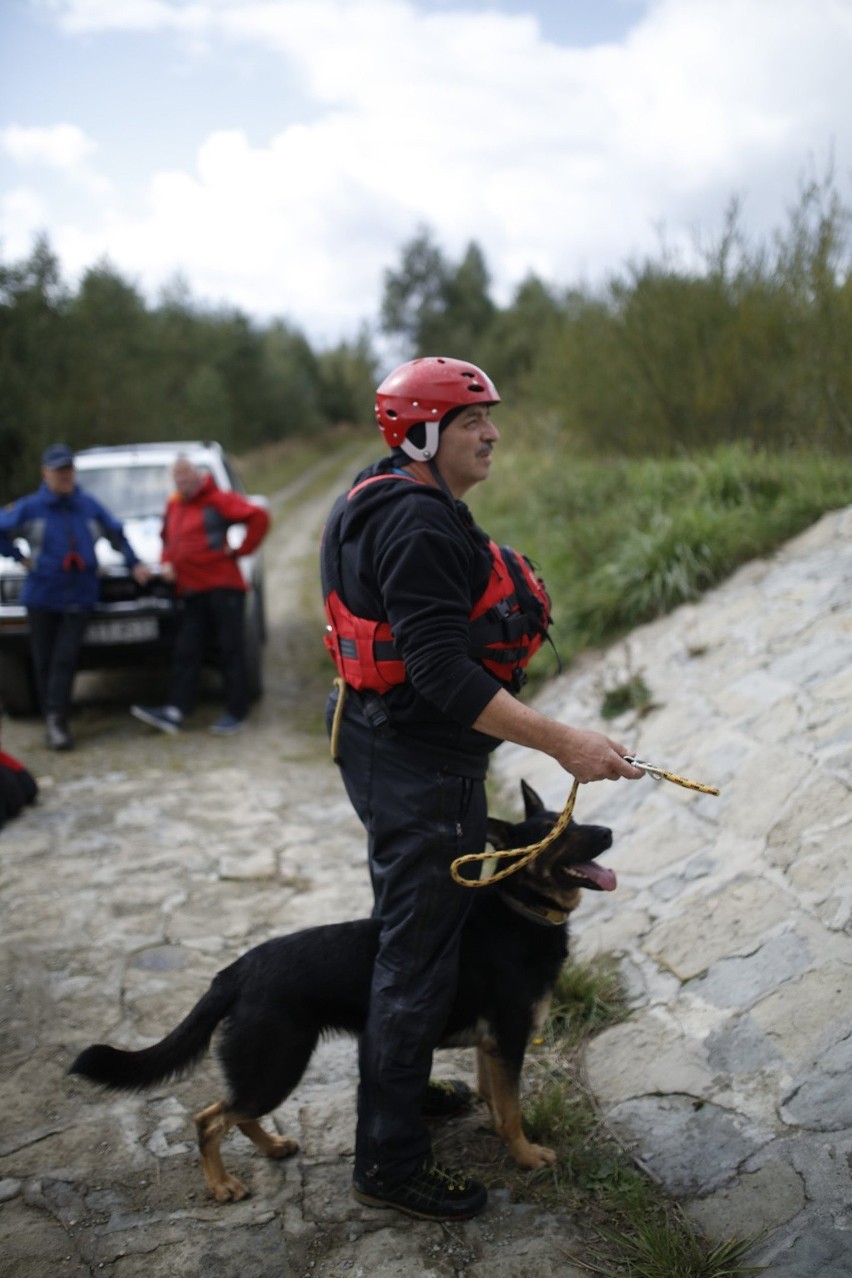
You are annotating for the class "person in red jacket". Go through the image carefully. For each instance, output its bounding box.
[130,457,270,737]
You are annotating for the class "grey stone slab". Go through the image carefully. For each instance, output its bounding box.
[644,877,794,979]
[751,962,852,1067]
[604,1094,770,1196]
[684,1158,805,1244]
[705,1014,783,1073]
[586,1012,715,1107]
[764,1224,852,1278]
[781,1034,852,1131]
[686,931,813,1008]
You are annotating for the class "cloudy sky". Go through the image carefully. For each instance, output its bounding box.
[2,0,850,347]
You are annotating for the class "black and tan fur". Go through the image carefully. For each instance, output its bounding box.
[69,781,614,1202]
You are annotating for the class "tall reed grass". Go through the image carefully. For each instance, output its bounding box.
[472,441,852,669]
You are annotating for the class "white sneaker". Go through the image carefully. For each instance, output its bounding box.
[130,705,183,734]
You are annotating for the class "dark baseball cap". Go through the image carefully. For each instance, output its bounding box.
[42,444,75,469]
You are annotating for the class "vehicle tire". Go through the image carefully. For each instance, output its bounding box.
[0,649,39,717]
[243,595,264,703]
[255,582,268,643]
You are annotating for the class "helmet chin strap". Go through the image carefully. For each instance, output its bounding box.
[426,458,453,498]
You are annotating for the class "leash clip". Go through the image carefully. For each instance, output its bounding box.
[623,755,720,796]
[623,754,665,780]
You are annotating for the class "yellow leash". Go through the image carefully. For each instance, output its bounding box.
[450,758,720,889]
[623,755,721,795]
[451,778,581,888]
[330,676,347,762]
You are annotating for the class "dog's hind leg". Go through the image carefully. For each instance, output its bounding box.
[194,1106,299,1202]
[195,1100,254,1202]
[203,1016,315,1198]
[476,1044,494,1110]
[480,1045,557,1170]
[237,1118,298,1161]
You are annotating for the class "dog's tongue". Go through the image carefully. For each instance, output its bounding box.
[576,862,617,891]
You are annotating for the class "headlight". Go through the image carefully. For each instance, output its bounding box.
[0,577,25,605]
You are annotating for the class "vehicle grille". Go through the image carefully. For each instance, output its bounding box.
[98,577,175,605]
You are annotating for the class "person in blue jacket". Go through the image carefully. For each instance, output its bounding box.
[0,444,150,749]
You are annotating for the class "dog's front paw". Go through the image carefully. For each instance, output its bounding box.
[211,1174,251,1203]
[511,1141,557,1170]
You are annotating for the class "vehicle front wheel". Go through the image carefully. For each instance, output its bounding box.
[243,596,264,703]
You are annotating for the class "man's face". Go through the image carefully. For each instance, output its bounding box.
[172,460,203,499]
[42,464,76,496]
[434,405,500,499]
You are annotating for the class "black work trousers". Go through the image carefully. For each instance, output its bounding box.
[168,588,248,718]
[327,688,487,1185]
[27,607,89,720]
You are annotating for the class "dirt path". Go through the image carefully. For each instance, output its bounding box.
[0,451,591,1278]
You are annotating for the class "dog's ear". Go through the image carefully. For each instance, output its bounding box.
[486,817,516,850]
[521,779,545,818]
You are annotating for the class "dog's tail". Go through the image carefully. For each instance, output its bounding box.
[69,973,234,1093]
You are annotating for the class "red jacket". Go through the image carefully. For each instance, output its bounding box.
[161,475,270,594]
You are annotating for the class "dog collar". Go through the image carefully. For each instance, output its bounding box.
[499,892,567,927]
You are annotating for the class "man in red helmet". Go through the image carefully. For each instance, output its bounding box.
[321,357,642,1221]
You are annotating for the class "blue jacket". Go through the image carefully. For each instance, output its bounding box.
[0,482,140,612]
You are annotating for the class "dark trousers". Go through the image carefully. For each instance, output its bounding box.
[168,588,247,718]
[27,608,89,720]
[327,690,486,1184]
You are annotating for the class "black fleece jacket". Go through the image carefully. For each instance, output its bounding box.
[324,456,505,759]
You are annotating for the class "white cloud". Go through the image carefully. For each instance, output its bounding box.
[43,0,213,34]
[1,187,50,249]
[2,122,96,169]
[8,0,852,340]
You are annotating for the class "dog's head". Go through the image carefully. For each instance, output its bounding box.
[486,779,615,913]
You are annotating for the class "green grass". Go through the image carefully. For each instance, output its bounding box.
[587,1214,766,1277]
[545,955,629,1046]
[471,441,852,672]
[237,426,369,498]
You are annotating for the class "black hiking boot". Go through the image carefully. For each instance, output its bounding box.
[352,1158,487,1221]
[421,1078,473,1119]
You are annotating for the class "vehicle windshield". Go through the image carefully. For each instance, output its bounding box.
[78,463,211,519]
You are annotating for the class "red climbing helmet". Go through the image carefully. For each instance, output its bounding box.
[374,356,500,461]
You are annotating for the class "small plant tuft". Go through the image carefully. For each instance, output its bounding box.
[600,672,654,721]
[585,1209,767,1277]
[547,955,629,1046]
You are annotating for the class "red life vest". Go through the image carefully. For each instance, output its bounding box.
[322,473,552,695]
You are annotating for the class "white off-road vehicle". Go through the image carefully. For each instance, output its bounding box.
[0,441,267,716]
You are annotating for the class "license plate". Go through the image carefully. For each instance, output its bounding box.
[85,617,159,644]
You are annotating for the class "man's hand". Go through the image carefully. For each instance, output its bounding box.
[158,562,176,583]
[549,726,645,784]
[472,689,645,785]
[132,564,152,586]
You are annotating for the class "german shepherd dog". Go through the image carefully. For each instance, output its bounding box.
[70,781,615,1203]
